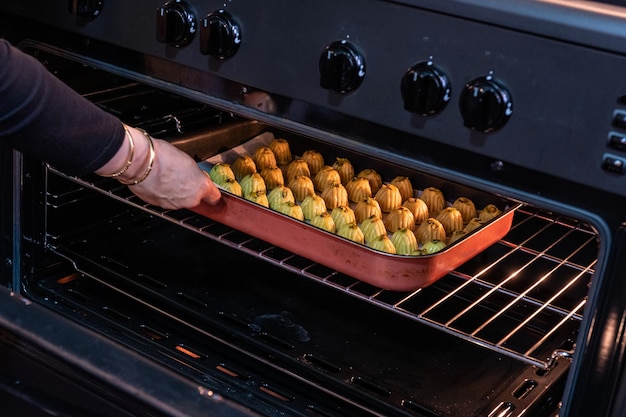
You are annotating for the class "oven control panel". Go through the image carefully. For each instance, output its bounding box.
[3,0,626,198]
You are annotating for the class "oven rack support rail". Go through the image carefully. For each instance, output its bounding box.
[47,167,597,370]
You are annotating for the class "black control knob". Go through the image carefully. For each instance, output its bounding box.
[156,0,196,47]
[200,10,241,59]
[459,75,513,132]
[319,40,366,93]
[68,0,103,20]
[401,61,451,116]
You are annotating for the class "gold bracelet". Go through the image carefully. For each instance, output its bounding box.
[100,125,135,178]
[119,128,155,186]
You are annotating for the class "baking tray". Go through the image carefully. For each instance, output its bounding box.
[193,131,519,291]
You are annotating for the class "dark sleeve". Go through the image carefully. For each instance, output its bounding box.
[0,39,124,176]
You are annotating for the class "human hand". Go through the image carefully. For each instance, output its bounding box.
[128,138,221,209]
[97,126,221,210]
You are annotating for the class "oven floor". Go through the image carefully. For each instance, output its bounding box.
[23,209,566,417]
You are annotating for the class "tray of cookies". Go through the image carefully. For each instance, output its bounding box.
[192,130,520,291]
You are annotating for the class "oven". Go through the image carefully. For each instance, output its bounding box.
[2,1,626,416]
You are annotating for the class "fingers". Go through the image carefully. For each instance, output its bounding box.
[119,137,223,210]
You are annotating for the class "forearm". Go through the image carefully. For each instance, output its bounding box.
[0,38,221,210]
[0,39,124,175]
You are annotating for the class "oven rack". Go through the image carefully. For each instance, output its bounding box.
[48,167,597,369]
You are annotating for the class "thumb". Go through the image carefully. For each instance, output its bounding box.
[202,171,222,205]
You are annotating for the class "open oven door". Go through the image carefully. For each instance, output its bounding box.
[0,286,262,417]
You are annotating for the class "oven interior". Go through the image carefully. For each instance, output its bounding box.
[11,46,599,417]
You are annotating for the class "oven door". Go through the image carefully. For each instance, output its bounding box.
[0,286,261,417]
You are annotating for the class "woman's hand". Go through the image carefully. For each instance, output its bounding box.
[129,138,221,209]
[96,126,221,210]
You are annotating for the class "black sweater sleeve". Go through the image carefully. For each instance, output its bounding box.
[0,39,124,176]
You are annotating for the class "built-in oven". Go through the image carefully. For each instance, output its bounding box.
[2,1,626,416]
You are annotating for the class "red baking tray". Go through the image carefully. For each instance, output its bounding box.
[192,132,519,291]
[192,192,517,291]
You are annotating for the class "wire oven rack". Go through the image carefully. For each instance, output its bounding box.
[47,167,597,370]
